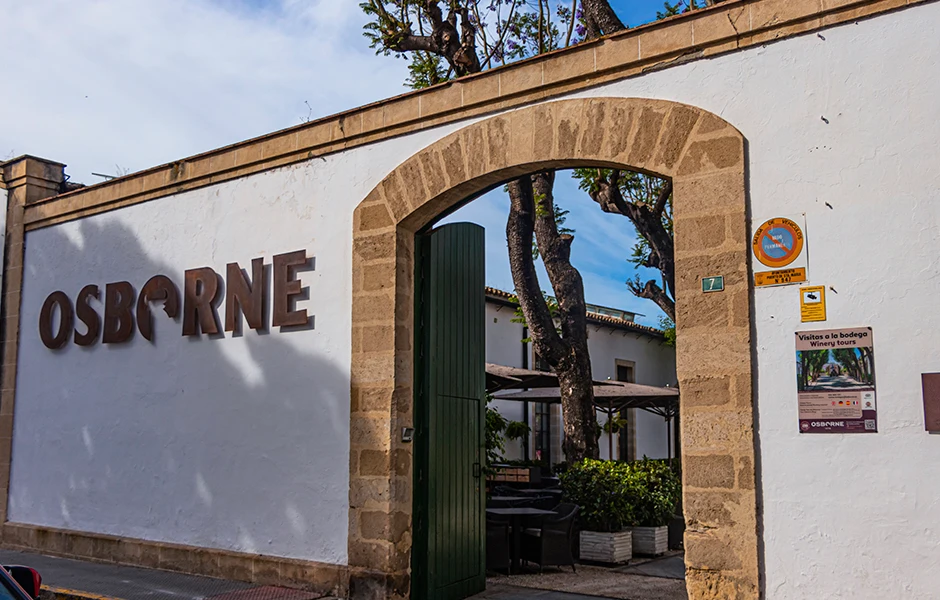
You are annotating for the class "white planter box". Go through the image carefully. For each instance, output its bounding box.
[631,525,669,556]
[579,530,632,564]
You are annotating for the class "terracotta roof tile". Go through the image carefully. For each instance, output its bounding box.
[484,286,664,338]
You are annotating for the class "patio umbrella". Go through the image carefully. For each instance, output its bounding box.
[485,363,622,393]
[493,382,679,461]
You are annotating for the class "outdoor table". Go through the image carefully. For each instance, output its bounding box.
[485,507,556,572]
[517,488,563,495]
[488,496,530,503]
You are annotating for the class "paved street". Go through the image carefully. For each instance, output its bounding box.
[484,554,687,600]
[0,550,307,600]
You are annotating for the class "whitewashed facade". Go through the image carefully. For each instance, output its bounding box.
[1,2,938,597]
[484,287,677,464]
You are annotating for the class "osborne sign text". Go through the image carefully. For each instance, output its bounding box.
[37,249,312,349]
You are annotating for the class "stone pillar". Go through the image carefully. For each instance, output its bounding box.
[0,156,65,525]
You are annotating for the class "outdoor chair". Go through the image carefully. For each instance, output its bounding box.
[525,502,576,532]
[555,502,581,560]
[553,502,581,558]
[532,495,559,510]
[486,518,512,573]
[522,505,580,573]
[521,495,559,529]
[494,485,519,496]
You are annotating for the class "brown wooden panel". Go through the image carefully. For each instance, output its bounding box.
[922,373,940,432]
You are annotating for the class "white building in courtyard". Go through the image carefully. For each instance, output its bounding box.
[484,287,677,464]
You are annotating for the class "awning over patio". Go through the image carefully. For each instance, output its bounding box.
[485,363,624,394]
[492,379,680,461]
[492,380,678,416]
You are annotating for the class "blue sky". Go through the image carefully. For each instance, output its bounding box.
[0,0,673,326]
[440,172,667,325]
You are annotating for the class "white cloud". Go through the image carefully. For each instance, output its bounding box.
[1,1,665,325]
[0,0,409,183]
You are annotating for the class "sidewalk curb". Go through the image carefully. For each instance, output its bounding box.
[40,586,124,600]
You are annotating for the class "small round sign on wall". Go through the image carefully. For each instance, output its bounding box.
[751,215,809,287]
[752,217,804,268]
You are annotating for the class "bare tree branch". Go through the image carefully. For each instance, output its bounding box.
[653,179,673,216]
[629,278,676,321]
[564,0,577,47]
[481,0,520,69]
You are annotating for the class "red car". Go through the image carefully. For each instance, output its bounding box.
[0,566,40,600]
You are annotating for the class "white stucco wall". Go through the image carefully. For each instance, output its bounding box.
[485,302,527,460]
[9,126,465,564]
[563,5,940,597]
[588,324,677,460]
[10,2,940,593]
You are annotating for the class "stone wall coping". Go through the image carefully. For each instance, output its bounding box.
[21,0,926,230]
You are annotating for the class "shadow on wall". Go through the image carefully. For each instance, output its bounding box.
[9,216,351,564]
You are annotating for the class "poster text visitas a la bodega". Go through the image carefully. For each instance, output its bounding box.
[796,329,870,349]
[37,249,314,350]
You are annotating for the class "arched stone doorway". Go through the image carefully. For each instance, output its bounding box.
[349,97,758,599]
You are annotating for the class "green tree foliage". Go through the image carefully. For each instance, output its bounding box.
[510,291,561,341]
[657,0,708,19]
[797,349,830,391]
[628,458,682,527]
[406,52,449,89]
[600,415,628,435]
[659,316,676,346]
[484,395,531,470]
[485,400,509,468]
[505,420,532,441]
[361,0,707,460]
[832,347,875,385]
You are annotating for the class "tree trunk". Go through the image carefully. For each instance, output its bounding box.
[505,178,567,366]
[557,354,598,461]
[581,0,626,36]
[505,174,599,462]
[531,172,598,462]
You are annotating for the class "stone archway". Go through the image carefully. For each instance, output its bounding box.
[349,97,758,600]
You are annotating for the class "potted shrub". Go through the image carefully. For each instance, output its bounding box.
[560,459,636,564]
[627,459,682,556]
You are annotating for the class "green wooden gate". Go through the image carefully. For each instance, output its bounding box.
[412,222,486,600]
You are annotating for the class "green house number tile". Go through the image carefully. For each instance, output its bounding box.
[702,276,724,293]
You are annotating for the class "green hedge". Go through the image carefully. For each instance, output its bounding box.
[628,458,682,528]
[559,458,681,531]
